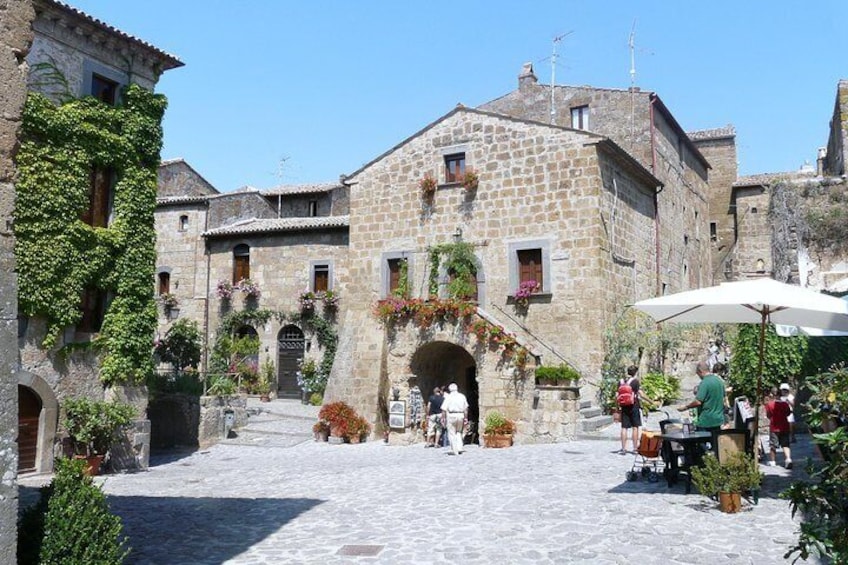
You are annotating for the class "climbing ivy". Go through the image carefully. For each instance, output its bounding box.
[428,241,477,299]
[14,85,167,385]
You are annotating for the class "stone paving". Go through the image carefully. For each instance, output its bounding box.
[20,400,820,564]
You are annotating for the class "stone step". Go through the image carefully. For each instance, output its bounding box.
[579,399,593,411]
[580,414,614,433]
[579,406,602,419]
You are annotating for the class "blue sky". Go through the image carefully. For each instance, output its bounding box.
[70,1,848,192]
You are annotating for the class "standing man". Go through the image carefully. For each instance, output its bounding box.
[425,387,444,448]
[679,361,726,432]
[441,383,469,455]
[780,382,796,443]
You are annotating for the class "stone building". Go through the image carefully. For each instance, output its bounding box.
[0,0,34,558]
[15,0,181,476]
[327,105,663,442]
[155,161,349,400]
[480,63,713,295]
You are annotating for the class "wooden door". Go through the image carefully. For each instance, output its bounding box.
[18,385,40,472]
[277,326,305,398]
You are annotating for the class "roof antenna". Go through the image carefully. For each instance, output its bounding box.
[629,20,637,89]
[550,31,573,125]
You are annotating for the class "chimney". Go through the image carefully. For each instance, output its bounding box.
[519,62,537,89]
[817,147,827,176]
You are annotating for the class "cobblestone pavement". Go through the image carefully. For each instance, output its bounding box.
[20,400,819,564]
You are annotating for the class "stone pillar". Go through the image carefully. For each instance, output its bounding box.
[0,0,34,561]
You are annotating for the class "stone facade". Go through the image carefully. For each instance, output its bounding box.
[0,0,34,558]
[328,107,660,442]
[690,127,737,281]
[824,80,848,177]
[480,64,712,295]
[16,1,181,476]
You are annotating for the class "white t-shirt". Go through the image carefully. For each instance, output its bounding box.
[441,392,468,414]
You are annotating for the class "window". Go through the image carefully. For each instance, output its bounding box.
[517,249,544,292]
[308,200,318,217]
[751,207,758,214]
[91,73,118,105]
[387,258,404,295]
[710,222,717,242]
[570,105,589,130]
[445,153,465,183]
[158,272,170,295]
[78,288,106,333]
[81,167,114,227]
[179,215,189,231]
[233,244,250,283]
[313,264,329,292]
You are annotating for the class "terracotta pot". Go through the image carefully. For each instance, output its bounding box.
[348,435,361,444]
[314,430,329,442]
[718,491,742,513]
[330,425,345,438]
[260,394,271,403]
[74,454,105,476]
[483,434,513,448]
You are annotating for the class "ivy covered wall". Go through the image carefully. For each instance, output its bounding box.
[15,84,167,385]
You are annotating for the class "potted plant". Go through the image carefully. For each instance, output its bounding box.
[313,420,330,442]
[461,169,479,191]
[299,290,316,313]
[318,401,357,439]
[513,280,540,308]
[237,278,261,299]
[62,397,136,475]
[691,452,763,513]
[482,411,515,448]
[419,173,437,198]
[216,280,234,300]
[346,415,371,444]
[256,359,274,402]
[159,292,178,310]
[321,289,340,310]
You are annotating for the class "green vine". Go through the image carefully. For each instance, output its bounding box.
[428,241,477,299]
[392,258,409,299]
[15,85,167,385]
[211,308,338,382]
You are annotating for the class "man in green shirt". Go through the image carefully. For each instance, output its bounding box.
[679,361,726,432]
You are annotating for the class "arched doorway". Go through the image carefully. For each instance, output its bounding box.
[410,341,478,443]
[18,385,41,472]
[277,325,305,398]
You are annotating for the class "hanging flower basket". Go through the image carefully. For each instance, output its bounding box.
[419,173,437,198]
[299,290,316,312]
[216,280,234,300]
[237,278,261,299]
[461,170,479,191]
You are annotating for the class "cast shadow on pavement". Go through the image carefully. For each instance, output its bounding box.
[107,495,324,564]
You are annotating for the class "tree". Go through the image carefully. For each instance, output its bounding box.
[155,319,202,374]
[728,324,807,400]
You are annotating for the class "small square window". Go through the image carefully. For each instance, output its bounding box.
[445,153,465,183]
[751,207,758,214]
[387,258,404,295]
[91,74,118,105]
[179,215,189,231]
[570,106,589,130]
[308,200,318,217]
[517,248,543,292]
[710,222,717,242]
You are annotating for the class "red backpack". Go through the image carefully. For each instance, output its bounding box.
[617,381,635,407]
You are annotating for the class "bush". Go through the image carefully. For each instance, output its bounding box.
[28,458,130,564]
[535,364,580,384]
[63,397,135,456]
[154,319,202,373]
[640,372,680,406]
[206,374,238,396]
[309,392,323,406]
[691,452,762,497]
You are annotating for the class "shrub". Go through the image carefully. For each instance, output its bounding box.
[206,375,237,396]
[640,372,680,406]
[309,392,323,406]
[34,458,130,564]
[483,411,515,435]
[691,452,762,497]
[535,364,580,384]
[154,318,202,373]
[63,397,135,456]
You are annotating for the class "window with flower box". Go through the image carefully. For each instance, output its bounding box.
[381,252,410,298]
[310,261,334,292]
[233,244,250,284]
[508,239,552,299]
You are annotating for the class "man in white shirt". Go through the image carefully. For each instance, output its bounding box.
[440,383,469,455]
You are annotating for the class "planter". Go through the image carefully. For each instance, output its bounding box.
[330,425,345,438]
[259,394,271,403]
[348,435,361,444]
[718,491,742,513]
[483,434,513,448]
[314,430,329,442]
[74,454,105,476]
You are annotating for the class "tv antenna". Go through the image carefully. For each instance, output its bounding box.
[550,31,573,125]
[629,20,637,89]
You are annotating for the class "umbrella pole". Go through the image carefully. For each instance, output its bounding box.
[753,311,767,448]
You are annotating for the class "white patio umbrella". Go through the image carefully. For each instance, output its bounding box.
[633,277,848,437]
[775,295,848,337]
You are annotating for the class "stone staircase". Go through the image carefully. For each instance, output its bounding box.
[577,399,614,434]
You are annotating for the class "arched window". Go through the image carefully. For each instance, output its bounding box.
[158,272,170,295]
[233,244,250,283]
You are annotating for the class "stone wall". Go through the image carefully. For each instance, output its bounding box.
[732,185,772,278]
[198,395,247,449]
[690,127,737,282]
[329,108,659,439]
[824,80,848,176]
[148,393,200,449]
[207,191,276,229]
[0,0,33,559]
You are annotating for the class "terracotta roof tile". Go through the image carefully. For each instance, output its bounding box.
[203,215,350,237]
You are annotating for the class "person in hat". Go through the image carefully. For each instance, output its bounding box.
[780,382,796,443]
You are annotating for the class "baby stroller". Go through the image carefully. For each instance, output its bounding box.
[625,430,664,483]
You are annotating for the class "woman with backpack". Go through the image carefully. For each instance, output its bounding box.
[618,365,643,454]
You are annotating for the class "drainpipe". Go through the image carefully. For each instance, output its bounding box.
[202,200,211,375]
[650,95,662,295]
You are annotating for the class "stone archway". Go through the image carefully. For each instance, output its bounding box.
[17,371,58,475]
[410,341,478,442]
